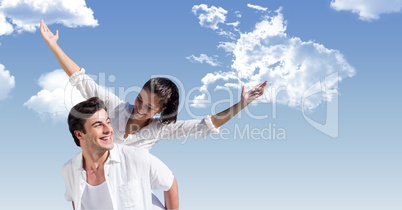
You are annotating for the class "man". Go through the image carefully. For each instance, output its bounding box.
[63,97,179,209]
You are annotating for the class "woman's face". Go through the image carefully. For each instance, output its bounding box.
[133,88,163,120]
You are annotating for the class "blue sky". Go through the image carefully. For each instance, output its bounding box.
[0,0,401,209]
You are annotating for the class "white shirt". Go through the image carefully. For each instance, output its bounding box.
[70,69,220,149]
[62,144,174,210]
[81,181,113,209]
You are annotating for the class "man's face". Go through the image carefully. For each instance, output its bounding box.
[79,109,114,151]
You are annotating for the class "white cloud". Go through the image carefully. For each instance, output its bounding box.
[186,54,221,66]
[192,6,356,110]
[247,4,268,12]
[217,41,236,53]
[0,12,13,35]
[217,29,237,40]
[0,64,16,100]
[190,71,239,108]
[330,0,402,21]
[191,4,238,39]
[190,93,209,108]
[227,21,240,28]
[192,4,227,30]
[234,11,242,18]
[24,70,85,122]
[0,0,98,35]
[199,71,239,92]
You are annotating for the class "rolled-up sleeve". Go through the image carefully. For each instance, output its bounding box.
[148,153,175,191]
[157,115,220,140]
[70,68,123,112]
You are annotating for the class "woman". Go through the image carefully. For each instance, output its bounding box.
[40,20,267,150]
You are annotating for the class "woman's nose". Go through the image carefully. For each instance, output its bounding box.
[139,104,147,113]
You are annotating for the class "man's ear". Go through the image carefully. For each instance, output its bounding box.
[74,130,84,141]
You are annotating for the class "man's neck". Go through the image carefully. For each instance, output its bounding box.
[82,150,109,171]
[82,150,109,186]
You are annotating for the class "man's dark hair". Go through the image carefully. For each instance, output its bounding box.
[67,97,107,147]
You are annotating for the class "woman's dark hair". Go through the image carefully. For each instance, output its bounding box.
[142,77,179,124]
[67,97,107,147]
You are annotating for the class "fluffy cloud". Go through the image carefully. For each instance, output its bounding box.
[247,4,268,12]
[186,54,221,67]
[0,0,98,35]
[0,64,16,100]
[191,7,356,110]
[0,12,13,36]
[24,70,85,122]
[330,0,402,21]
[191,71,239,108]
[192,4,227,30]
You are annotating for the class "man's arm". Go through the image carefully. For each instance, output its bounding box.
[147,151,179,209]
[211,81,268,128]
[164,178,179,210]
[40,20,80,76]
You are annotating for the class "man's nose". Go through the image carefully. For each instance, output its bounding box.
[104,123,112,133]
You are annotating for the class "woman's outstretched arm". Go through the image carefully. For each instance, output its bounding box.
[40,20,80,76]
[210,81,268,128]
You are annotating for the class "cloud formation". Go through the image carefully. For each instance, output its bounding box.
[192,4,227,30]
[24,70,85,122]
[247,4,268,12]
[186,54,221,67]
[0,64,15,100]
[190,6,356,110]
[330,0,402,21]
[0,0,98,35]
[0,12,13,36]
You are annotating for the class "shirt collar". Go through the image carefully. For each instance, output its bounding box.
[74,144,121,171]
[107,144,121,164]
